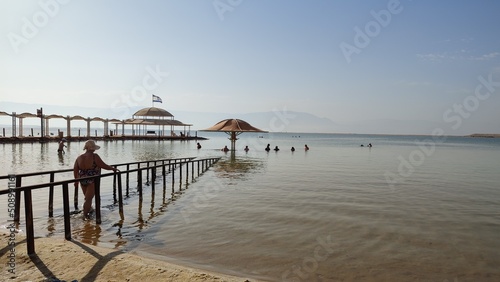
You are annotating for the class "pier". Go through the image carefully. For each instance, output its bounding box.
[0,134,206,144]
[0,106,207,143]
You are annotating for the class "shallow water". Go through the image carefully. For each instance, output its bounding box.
[1,133,500,281]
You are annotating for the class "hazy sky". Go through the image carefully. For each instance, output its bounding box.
[1,0,499,134]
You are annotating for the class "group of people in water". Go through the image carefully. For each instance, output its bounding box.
[213,144,310,152]
[264,143,309,152]
[66,138,368,221]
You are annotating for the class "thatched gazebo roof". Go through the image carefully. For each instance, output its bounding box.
[133,107,173,118]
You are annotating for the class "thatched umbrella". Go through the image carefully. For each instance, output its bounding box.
[201,119,268,151]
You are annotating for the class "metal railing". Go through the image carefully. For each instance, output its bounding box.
[0,156,220,255]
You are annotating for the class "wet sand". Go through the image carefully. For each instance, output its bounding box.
[0,233,254,282]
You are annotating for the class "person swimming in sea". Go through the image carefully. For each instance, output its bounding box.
[265,144,271,152]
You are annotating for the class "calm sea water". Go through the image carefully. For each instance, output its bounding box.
[1,133,500,281]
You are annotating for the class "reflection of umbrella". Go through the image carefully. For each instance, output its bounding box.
[201,119,268,151]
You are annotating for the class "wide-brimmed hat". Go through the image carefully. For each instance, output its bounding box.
[83,140,100,151]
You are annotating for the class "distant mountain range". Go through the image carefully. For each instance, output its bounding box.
[1,101,498,135]
[0,101,340,133]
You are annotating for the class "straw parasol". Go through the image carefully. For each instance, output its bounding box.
[201,119,268,151]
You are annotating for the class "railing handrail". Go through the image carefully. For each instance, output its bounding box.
[0,156,196,180]
[0,157,218,195]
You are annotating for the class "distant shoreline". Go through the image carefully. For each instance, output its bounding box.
[467,134,500,138]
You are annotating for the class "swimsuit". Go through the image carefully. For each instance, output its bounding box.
[78,155,100,186]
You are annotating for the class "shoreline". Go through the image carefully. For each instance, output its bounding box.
[466,133,500,138]
[1,232,255,282]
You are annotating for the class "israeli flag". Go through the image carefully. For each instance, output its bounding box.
[152,95,162,103]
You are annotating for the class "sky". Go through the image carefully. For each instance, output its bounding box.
[1,0,499,135]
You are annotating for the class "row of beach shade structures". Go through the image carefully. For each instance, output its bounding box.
[0,107,194,138]
[1,108,269,152]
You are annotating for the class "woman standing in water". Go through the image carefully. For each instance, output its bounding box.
[73,140,118,219]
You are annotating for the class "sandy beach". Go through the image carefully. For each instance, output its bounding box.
[1,233,254,282]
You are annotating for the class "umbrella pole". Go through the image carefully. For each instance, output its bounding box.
[230,132,236,151]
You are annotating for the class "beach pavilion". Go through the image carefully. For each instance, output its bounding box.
[1,106,191,139]
[113,106,192,137]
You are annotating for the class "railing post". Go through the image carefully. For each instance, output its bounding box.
[95,177,102,224]
[74,181,79,210]
[151,167,156,193]
[146,162,150,184]
[138,169,143,200]
[179,163,183,185]
[162,161,166,189]
[14,176,21,223]
[117,172,123,215]
[24,188,35,255]
[137,163,141,188]
[126,164,130,197]
[113,169,117,203]
[62,183,71,241]
[48,172,54,217]
[191,161,194,181]
[197,160,200,177]
[171,162,175,194]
